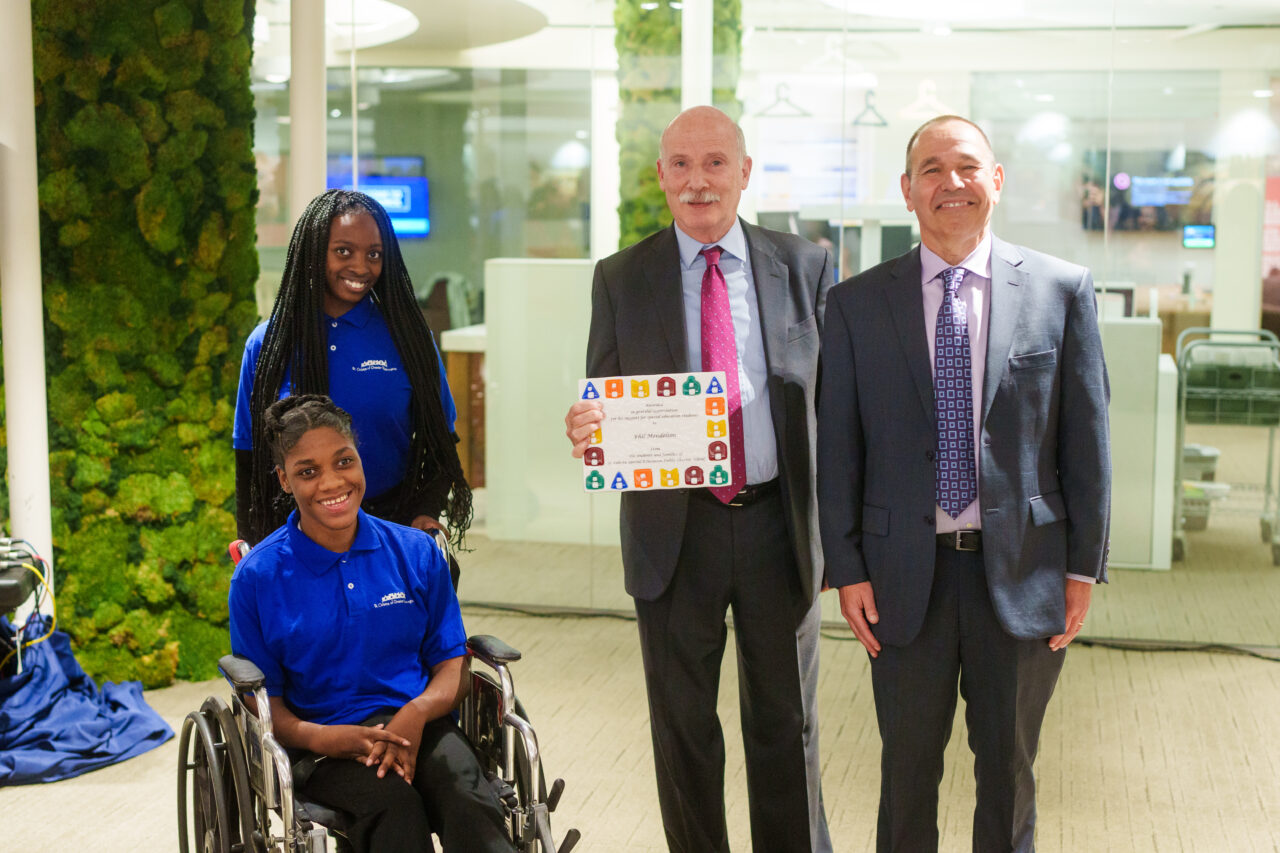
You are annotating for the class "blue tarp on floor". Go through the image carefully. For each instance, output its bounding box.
[0,619,173,785]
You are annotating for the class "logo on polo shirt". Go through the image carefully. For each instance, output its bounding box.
[375,590,413,608]
[354,359,398,372]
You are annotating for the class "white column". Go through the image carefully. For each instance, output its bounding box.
[0,1,54,576]
[590,70,621,259]
[290,0,327,220]
[1210,70,1269,331]
[681,0,713,109]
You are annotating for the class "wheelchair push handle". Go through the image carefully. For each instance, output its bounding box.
[228,539,250,566]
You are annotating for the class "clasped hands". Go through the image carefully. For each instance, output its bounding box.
[313,704,429,784]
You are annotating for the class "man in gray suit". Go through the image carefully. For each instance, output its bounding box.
[565,106,833,852]
[817,115,1110,852]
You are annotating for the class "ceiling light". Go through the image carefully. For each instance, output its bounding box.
[551,141,591,171]
[1033,94,1055,102]
[640,2,659,9]
[327,0,419,51]
[815,0,1024,21]
[1254,90,1275,99]
[330,109,342,118]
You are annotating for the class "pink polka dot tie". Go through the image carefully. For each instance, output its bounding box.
[700,246,745,503]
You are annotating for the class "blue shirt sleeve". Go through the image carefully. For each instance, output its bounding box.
[232,322,268,451]
[417,543,467,669]
[228,561,286,696]
[432,333,458,434]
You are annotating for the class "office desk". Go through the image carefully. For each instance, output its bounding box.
[439,324,486,488]
[1133,285,1213,354]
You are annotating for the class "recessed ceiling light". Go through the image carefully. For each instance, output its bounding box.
[639,2,659,9]
[1254,89,1275,99]
[1034,94,1055,102]
[330,109,342,118]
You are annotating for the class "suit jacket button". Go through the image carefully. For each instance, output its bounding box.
[924,515,934,526]
[926,450,935,462]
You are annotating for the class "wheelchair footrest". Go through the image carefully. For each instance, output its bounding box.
[487,770,519,809]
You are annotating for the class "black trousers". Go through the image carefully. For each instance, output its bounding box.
[869,545,1065,853]
[300,715,513,853]
[633,490,831,853]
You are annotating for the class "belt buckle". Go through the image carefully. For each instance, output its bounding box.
[955,531,978,552]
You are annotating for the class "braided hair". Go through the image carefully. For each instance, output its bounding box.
[262,394,356,470]
[245,189,472,544]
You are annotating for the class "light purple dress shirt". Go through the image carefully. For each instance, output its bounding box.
[920,237,990,535]
[921,235,1096,584]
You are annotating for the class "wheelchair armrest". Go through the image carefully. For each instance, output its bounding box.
[467,634,522,664]
[219,653,267,692]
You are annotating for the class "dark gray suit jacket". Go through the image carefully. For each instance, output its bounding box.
[586,221,834,608]
[817,237,1111,645]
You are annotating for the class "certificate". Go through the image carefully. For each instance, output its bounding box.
[578,372,734,492]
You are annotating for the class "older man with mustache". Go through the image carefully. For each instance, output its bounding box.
[564,106,834,852]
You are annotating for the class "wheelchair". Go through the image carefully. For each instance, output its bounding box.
[177,534,580,853]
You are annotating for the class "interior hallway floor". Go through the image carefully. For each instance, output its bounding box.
[4,606,1279,852]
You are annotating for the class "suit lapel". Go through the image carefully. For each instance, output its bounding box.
[743,222,787,372]
[982,236,1027,424]
[640,227,689,372]
[885,248,936,426]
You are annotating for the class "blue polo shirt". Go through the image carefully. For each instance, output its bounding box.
[228,509,467,726]
[232,295,457,501]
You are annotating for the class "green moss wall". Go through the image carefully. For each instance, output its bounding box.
[614,0,742,248]
[30,0,259,686]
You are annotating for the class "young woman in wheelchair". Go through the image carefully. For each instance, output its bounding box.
[228,394,515,853]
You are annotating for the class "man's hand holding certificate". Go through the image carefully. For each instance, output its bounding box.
[575,372,734,492]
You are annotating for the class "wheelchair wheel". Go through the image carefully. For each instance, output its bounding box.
[202,696,262,851]
[179,698,260,853]
[178,708,232,853]
[512,698,548,806]
[509,696,545,799]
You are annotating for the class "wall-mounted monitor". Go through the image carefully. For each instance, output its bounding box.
[1182,224,1215,249]
[1081,148,1213,233]
[327,155,430,238]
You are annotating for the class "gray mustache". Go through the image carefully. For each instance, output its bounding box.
[679,191,721,204]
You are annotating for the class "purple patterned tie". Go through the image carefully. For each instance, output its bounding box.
[700,246,745,503]
[935,267,977,518]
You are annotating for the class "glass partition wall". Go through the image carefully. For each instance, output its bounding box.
[249,1,1280,648]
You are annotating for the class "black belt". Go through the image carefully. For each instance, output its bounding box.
[695,478,780,508]
[937,530,982,552]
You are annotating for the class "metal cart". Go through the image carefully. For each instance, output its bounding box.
[1172,327,1280,564]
